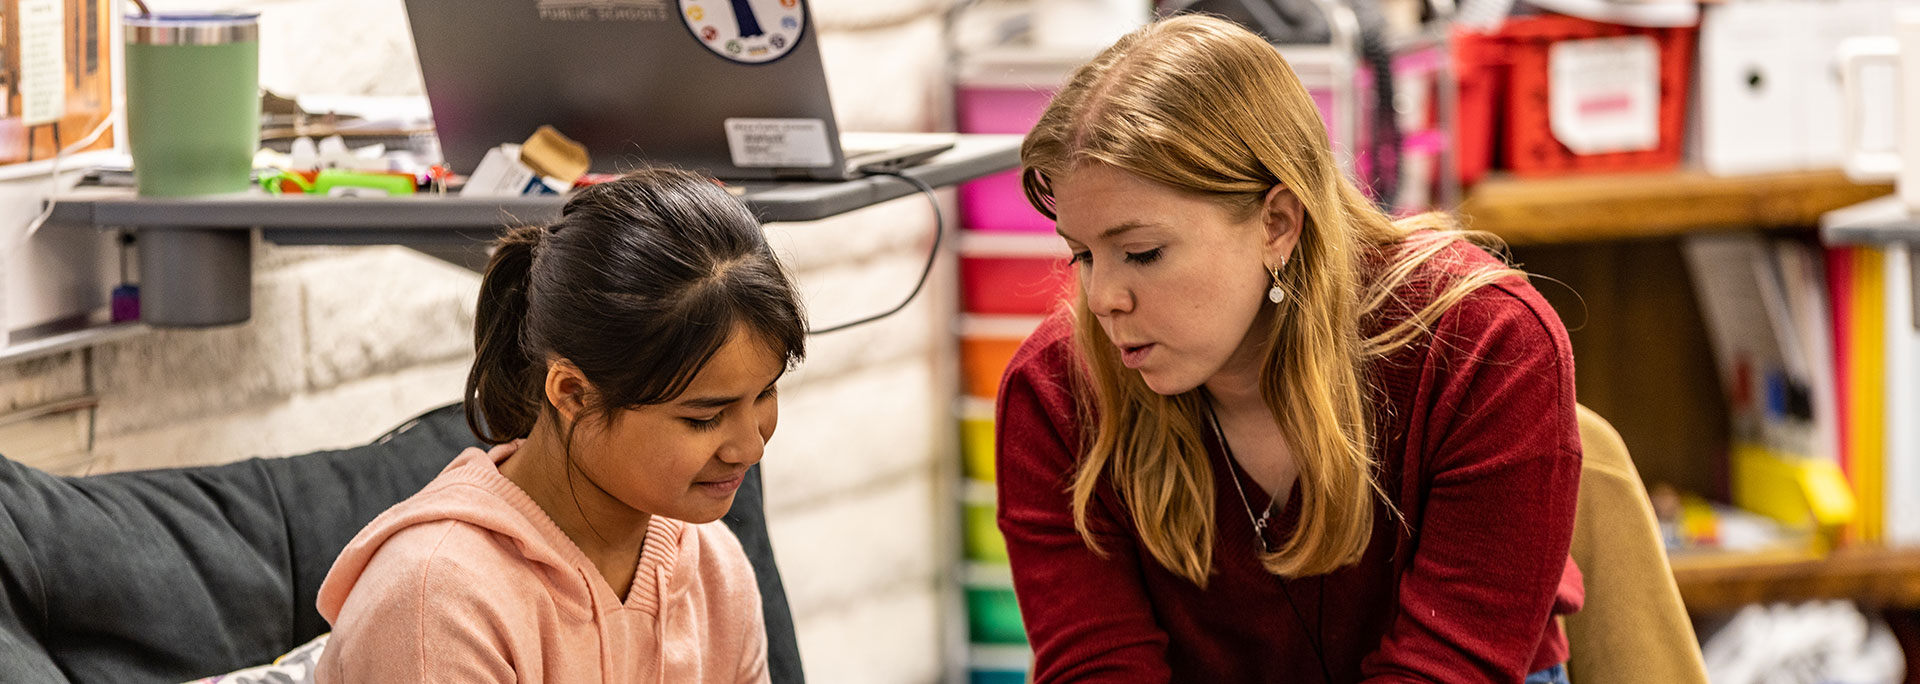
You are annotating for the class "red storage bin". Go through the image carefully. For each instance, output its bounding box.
[958,232,1075,316]
[1452,33,1508,186]
[960,256,1074,316]
[1454,15,1696,180]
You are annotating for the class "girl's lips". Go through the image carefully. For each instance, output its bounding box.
[1120,343,1155,369]
[695,473,745,496]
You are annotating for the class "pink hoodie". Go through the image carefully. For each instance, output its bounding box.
[315,443,769,684]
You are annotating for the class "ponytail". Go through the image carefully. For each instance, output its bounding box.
[460,167,807,446]
[464,224,546,444]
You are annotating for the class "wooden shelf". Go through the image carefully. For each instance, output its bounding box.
[1670,547,1920,613]
[1459,169,1894,245]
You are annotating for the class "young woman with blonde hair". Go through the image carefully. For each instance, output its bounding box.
[995,15,1582,683]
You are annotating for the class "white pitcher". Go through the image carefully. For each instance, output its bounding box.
[1840,7,1920,211]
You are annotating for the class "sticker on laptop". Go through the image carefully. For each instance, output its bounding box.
[681,0,806,64]
[538,0,670,22]
[725,118,833,168]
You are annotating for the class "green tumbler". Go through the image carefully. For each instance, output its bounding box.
[125,12,260,196]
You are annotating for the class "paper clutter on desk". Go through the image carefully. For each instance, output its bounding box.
[461,127,591,197]
[520,126,590,186]
[463,144,562,197]
[280,135,385,171]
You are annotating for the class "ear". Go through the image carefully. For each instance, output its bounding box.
[543,359,593,428]
[1259,184,1305,268]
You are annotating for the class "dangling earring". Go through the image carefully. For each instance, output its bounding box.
[1267,260,1287,304]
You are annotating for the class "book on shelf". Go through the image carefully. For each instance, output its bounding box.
[1875,245,1920,545]
[1686,234,1920,548]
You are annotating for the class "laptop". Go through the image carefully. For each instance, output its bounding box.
[401,0,954,181]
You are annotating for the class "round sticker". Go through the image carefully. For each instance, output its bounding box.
[680,0,806,65]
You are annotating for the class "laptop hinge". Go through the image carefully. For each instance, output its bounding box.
[769,167,820,180]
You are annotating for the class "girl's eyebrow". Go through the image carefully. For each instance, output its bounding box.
[678,395,739,410]
[676,378,780,410]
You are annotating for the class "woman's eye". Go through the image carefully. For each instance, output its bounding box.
[1124,248,1163,264]
[757,387,779,401]
[683,415,723,431]
[1068,251,1092,267]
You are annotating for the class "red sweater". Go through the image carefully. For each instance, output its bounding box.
[994,241,1585,684]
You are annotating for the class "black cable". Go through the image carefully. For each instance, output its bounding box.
[1317,574,1328,679]
[804,169,944,335]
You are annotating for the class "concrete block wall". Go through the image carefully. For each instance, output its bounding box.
[0,2,961,682]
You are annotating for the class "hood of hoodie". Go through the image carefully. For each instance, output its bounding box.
[316,442,694,624]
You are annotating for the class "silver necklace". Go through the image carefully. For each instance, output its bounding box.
[1203,396,1275,554]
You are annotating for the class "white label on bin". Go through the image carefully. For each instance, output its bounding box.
[724,118,833,168]
[19,0,65,126]
[1549,35,1660,155]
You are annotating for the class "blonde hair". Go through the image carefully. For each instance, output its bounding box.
[1021,15,1522,585]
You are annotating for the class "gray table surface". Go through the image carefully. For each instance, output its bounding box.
[49,134,1022,245]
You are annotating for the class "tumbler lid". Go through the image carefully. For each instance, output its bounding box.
[127,13,260,46]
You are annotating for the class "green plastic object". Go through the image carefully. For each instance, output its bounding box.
[310,169,416,196]
[965,586,1027,644]
[964,501,1008,563]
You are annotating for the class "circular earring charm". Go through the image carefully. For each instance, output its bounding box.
[1267,266,1286,304]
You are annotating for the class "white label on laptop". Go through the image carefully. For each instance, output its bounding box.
[725,118,834,168]
[681,0,806,64]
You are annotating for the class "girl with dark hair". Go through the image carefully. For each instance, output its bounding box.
[315,167,806,683]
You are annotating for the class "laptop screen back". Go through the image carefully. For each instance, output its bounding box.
[403,0,846,179]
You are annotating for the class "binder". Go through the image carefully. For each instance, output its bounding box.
[1881,246,1920,545]
[1850,247,1888,542]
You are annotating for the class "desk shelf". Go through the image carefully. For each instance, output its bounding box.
[44,135,1021,328]
[1670,547,1920,613]
[1460,170,1895,245]
[48,134,1022,241]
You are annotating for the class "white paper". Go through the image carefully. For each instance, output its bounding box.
[1682,234,1787,400]
[1549,35,1660,155]
[1772,242,1839,465]
[724,118,833,168]
[19,0,66,127]
[1884,246,1920,545]
[461,144,537,197]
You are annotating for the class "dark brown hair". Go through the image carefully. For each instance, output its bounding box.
[463,166,807,443]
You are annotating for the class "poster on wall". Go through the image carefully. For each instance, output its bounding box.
[0,0,112,165]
